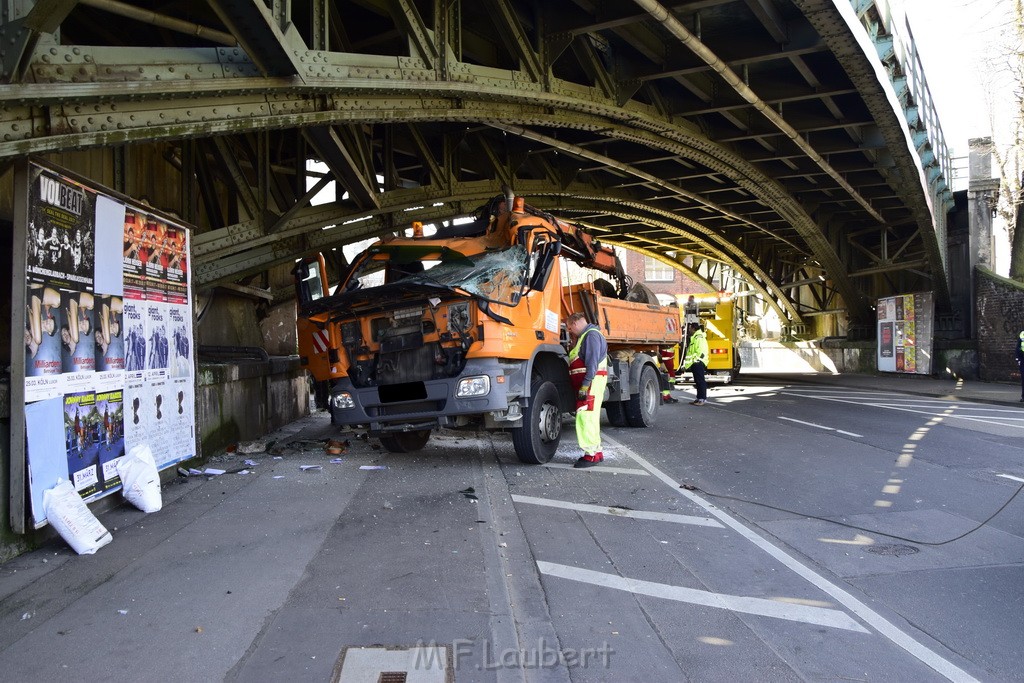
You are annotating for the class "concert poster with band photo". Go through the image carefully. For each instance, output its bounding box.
[19,161,197,527]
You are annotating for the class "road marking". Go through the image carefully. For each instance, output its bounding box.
[780,392,1024,430]
[604,434,980,683]
[997,473,1024,484]
[778,415,863,438]
[511,494,723,528]
[537,561,867,633]
[543,462,650,476]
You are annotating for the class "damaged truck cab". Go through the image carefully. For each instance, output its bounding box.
[294,193,681,463]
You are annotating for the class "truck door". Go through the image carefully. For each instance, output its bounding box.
[293,254,329,306]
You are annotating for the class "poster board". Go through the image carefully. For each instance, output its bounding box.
[13,160,197,529]
[876,292,934,375]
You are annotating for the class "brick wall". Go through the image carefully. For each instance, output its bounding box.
[976,267,1024,382]
[624,254,705,297]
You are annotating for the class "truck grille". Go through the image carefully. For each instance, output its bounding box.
[370,400,445,417]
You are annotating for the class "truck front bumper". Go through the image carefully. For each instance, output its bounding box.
[328,358,512,433]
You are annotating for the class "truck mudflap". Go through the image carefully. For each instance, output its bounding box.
[327,357,511,432]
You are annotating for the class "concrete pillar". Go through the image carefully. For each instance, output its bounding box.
[967,137,1000,338]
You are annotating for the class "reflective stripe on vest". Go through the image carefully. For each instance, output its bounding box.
[569,326,608,371]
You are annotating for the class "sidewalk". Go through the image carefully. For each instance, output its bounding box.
[743,371,1023,407]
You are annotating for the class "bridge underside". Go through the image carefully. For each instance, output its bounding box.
[0,0,950,334]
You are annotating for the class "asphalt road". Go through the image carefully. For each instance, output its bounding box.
[1,375,1022,682]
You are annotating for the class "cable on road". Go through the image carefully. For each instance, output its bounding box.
[680,481,1024,546]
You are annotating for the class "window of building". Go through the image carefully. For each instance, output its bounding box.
[644,256,674,282]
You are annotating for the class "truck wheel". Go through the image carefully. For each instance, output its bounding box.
[625,365,659,428]
[379,429,431,453]
[730,352,742,383]
[605,401,628,427]
[511,380,561,464]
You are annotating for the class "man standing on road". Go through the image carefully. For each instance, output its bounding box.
[567,312,608,468]
[683,321,709,405]
[1016,331,1024,402]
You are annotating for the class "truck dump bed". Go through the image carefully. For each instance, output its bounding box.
[564,284,681,348]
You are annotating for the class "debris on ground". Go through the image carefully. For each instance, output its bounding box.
[203,468,226,476]
[243,459,259,467]
[300,465,322,471]
[237,440,269,454]
[359,465,387,471]
[325,439,348,455]
[459,487,479,501]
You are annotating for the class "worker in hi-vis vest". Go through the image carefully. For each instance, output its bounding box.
[1016,330,1024,402]
[567,312,608,468]
[683,321,709,405]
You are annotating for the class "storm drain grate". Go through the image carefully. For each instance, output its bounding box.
[865,544,920,557]
[332,645,452,683]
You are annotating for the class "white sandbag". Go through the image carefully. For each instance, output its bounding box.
[116,444,163,513]
[43,480,113,555]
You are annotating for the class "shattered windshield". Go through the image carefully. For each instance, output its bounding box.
[398,245,529,306]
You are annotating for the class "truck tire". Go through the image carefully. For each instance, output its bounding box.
[512,380,561,464]
[625,365,659,428]
[605,401,628,427]
[379,429,431,453]
[730,351,742,383]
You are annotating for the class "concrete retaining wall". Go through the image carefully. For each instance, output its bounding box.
[197,356,309,456]
[739,340,978,380]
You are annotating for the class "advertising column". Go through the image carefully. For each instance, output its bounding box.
[876,292,934,375]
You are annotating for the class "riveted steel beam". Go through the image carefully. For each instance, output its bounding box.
[483,0,544,82]
[207,0,308,77]
[0,0,76,83]
[303,125,381,211]
[388,0,438,69]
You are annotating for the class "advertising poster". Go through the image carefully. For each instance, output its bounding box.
[144,298,168,382]
[19,160,198,528]
[122,373,146,457]
[64,391,102,500]
[168,304,192,378]
[877,292,934,374]
[168,377,195,466]
[123,298,147,378]
[24,281,64,401]
[95,294,126,387]
[880,322,894,358]
[95,389,126,491]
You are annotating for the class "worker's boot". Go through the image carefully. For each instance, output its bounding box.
[662,392,679,404]
[574,451,604,469]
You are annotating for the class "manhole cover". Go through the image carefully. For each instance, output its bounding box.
[332,646,453,683]
[865,544,919,557]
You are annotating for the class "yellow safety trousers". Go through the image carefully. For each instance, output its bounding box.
[575,371,608,455]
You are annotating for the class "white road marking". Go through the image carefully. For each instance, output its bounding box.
[543,462,650,476]
[511,494,723,528]
[537,561,867,633]
[604,434,980,683]
[778,415,863,438]
[997,473,1024,484]
[780,392,1024,430]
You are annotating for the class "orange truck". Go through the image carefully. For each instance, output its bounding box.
[293,190,681,464]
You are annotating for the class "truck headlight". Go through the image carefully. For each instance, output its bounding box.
[331,392,355,409]
[456,375,490,398]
